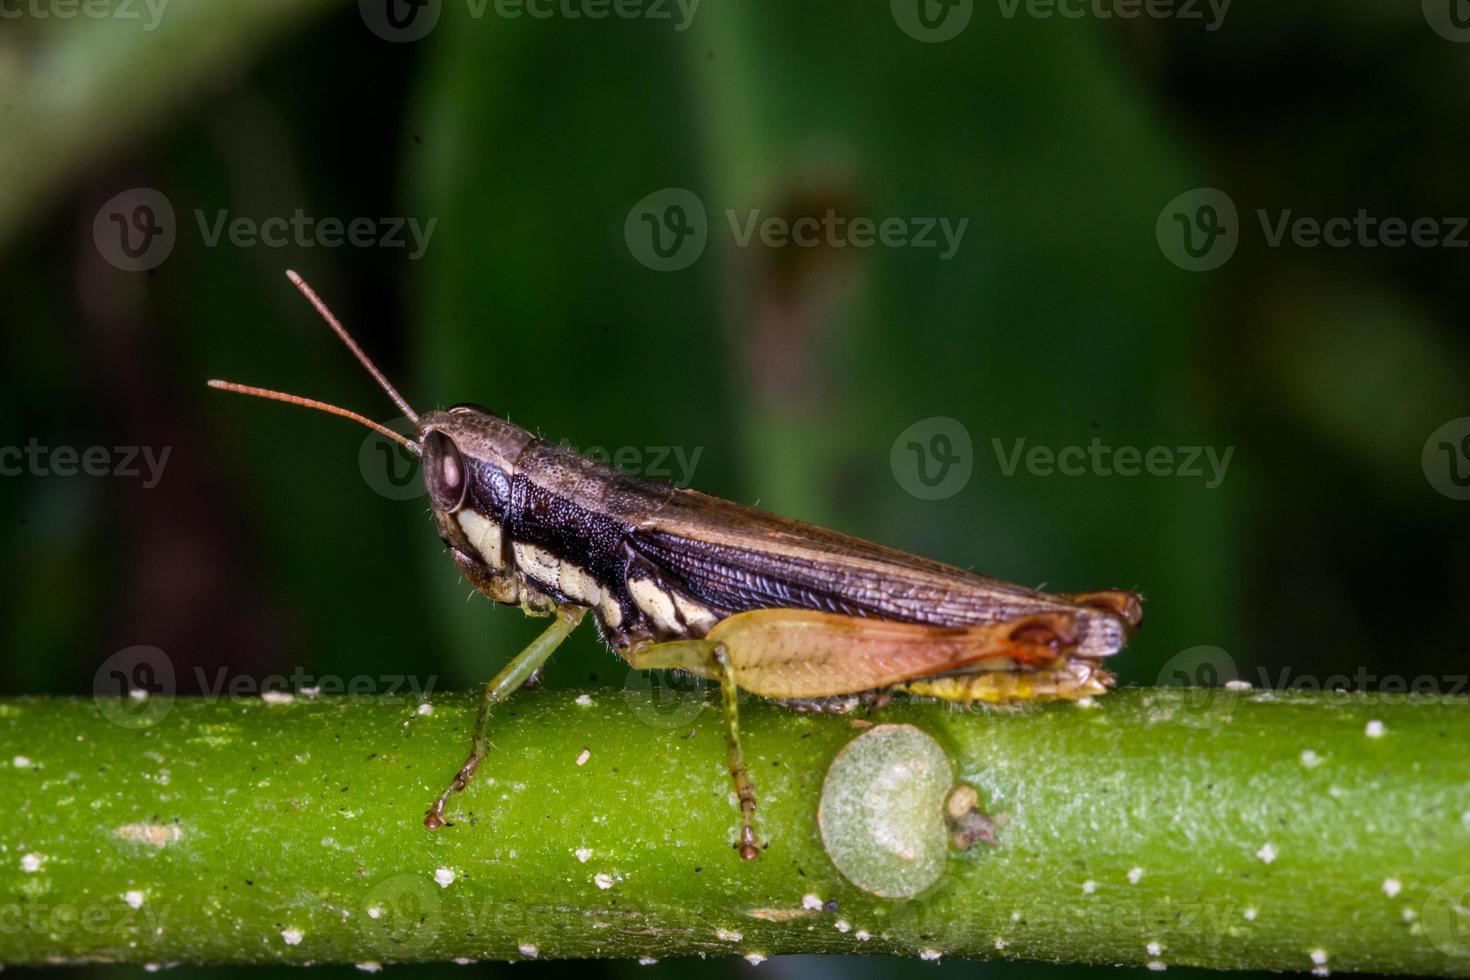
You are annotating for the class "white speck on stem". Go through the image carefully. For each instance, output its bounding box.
[366,906,382,920]
[281,928,304,946]
[1310,949,1328,965]
[919,949,942,961]
[575,748,591,767]
[356,963,382,973]
[1299,750,1322,769]
[434,868,456,888]
[416,703,434,717]
[1256,843,1277,864]
[1082,880,1097,894]
[594,873,614,889]
[994,938,1009,950]
[801,893,823,910]
[744,953,767,965]
[1147,960,1167,972]
[518,943,539,958]
[12,756,30,768]
[1127,867,1143,884]
[1075,696,1096,708]
[261,691,295,706]
[716,928,743,942]
[575,848,593,863]
[453,958,475,965]
[574,694,594,707]
[1243,907,1258,922]
[124,890,145,909]
[1363,719,1385,738]
[834,920,851,933]
[639,957,659,966]
[1402,907,1418,922]
[20,853,42,873]
[1225,679,1253,691]
[855,930,871,942]
[1382,878,1402,898]
[1010,911,1022,922]
[1147,941,1162,956]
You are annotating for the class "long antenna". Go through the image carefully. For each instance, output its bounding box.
[206,380,421,455]
[285,270,419,424]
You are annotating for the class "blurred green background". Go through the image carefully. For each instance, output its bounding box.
[2,0,1469,977]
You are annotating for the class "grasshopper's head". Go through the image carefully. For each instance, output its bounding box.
[416,407,538,597]
[417,406,533,519]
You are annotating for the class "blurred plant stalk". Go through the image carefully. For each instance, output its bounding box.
[0,0,341,245]
[1,688,1468,973]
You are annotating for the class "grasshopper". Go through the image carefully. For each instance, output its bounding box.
[211,272,1142,860]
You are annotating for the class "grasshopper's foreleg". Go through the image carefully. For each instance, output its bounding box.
[425,605,587,829]
[624,639,764,860]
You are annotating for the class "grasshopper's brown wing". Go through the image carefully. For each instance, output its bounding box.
[625,488,1136,659]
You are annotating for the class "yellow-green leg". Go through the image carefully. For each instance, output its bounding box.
[624,638,764,860]
[425,606,586,829]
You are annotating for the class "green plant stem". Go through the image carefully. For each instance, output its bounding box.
[1,688,1468,973]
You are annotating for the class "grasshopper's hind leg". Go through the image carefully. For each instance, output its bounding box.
[624,639,763,860]
[425,606,587,829]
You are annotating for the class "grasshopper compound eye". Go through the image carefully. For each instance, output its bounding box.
[424,430,468,513]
